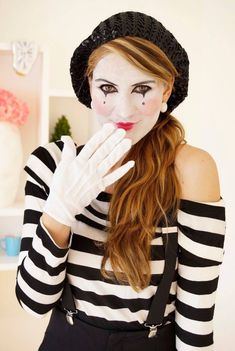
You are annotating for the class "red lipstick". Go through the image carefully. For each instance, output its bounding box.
[116,122,135,131]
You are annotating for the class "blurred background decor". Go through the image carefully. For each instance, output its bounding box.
[50,114,72,142]
[0,88,29,208]
[12,40,38,76]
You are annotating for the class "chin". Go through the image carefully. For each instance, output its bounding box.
[130,131,150,145]
[128,135,141,146]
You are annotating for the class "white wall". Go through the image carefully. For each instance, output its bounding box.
[0,0,234,350]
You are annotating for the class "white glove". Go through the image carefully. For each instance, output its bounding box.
[43,123,135,227]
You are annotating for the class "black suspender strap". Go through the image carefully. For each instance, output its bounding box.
[60,230,178,333]
[144,231,178,337]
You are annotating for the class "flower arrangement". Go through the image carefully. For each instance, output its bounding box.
[0,88,29,126]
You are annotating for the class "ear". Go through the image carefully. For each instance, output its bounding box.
[163,82,173,103]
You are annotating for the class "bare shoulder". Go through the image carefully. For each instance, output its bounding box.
[174,143,221,202]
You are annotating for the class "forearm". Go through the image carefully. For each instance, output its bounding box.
[16,216,70,317]
[16,182,71,317]
[175,198,226,350]
[41,212,71,248]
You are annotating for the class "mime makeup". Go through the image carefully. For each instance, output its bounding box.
[89,53,168,145]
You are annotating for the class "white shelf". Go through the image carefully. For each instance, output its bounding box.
[0,253,18,271]
[0,201,24,217]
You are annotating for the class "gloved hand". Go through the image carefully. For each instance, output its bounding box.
[43,123,135,227]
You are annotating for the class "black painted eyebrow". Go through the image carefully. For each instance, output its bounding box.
[95,79,117,86]
[95,79,156,87]
[131,80,156,87]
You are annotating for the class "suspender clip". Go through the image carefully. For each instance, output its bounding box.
[144,323,162,338]
[64,309,78,326]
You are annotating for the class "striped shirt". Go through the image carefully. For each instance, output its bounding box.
[15,140,226,350]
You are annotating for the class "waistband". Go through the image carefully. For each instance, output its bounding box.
[55,305,174,337]
[43,307,176,351]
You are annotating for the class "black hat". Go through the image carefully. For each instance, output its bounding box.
[70,11,189,113]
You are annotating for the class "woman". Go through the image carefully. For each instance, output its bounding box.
[16,11,226,351]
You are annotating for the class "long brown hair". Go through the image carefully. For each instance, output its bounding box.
[86,37,186,291]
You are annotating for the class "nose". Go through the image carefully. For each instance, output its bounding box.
[115,94,136,120]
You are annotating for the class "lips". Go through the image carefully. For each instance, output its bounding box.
[116,122,135,131]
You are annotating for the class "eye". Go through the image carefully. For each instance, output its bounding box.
[133,85,151,97]
[99,84,117,96]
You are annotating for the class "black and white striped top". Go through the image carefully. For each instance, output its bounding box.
[16,140,226,350]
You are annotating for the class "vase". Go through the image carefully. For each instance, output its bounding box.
[0,121,23,208]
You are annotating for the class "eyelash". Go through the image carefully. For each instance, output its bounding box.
[99,84,151,97]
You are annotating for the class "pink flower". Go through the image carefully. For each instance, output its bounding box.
[0,89,29,126]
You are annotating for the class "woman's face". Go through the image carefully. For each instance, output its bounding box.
[89,53,171,145]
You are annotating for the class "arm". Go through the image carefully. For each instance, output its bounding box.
[16,141,72,318]
[16,125,135,317]
[175,146,226,350]
[41,213,70,248]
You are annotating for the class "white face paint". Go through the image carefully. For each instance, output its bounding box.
[89,53,167,145]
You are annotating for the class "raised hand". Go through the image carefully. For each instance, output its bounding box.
[43,123,135,226]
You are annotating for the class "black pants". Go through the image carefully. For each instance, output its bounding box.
[39,307,176,351]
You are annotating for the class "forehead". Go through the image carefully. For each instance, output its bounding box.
[92,53,155,84]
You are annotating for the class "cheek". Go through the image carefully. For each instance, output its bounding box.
[141,98,162,116]
[91,96,112,117]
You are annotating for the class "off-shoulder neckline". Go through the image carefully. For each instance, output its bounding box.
[179,197,225,206]
[180,197,224,206]
[97,192,225,206]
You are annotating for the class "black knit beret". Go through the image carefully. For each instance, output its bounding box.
[70,11,189,113]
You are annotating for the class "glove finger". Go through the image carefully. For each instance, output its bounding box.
[103,160,135,187]
[78,123,115,161]
[89,128,126,166]
[97,138,132,176]
[80,183,104,207]
[61,136,77,162]
[66,137,131,204]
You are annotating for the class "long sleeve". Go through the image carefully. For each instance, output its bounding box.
[15,140,71,318]
[175,198,226,350]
